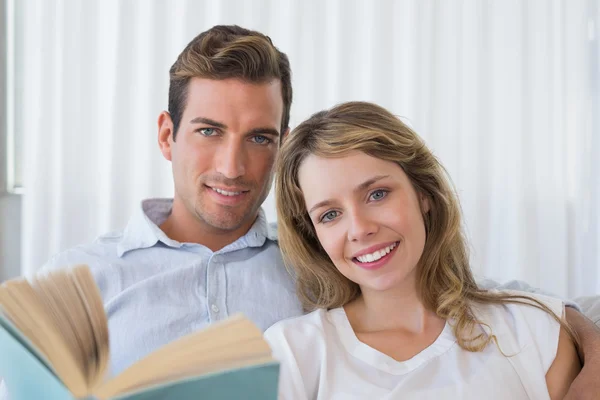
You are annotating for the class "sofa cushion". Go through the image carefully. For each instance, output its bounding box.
[575,295,600,327]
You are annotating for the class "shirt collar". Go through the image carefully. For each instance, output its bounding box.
[116,198,277,257]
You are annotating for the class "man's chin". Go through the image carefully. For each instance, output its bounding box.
[197,207,256,233]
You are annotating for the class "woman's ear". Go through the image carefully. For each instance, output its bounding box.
[420,193,431,214]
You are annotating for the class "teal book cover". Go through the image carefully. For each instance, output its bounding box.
[0,314,279,400]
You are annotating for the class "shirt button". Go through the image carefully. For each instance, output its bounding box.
[211,304,220,313]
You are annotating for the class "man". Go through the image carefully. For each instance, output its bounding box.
[40,25,302,375]
[1,25,599,398]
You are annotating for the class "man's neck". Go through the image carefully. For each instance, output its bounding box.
[159,199,257,252]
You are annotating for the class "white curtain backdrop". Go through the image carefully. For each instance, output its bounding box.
[13,0,600,298]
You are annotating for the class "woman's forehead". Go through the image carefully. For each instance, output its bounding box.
[298,152,409,207]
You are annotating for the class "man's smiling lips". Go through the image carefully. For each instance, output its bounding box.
[205,185,250,205]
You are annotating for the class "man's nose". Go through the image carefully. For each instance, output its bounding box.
[215,139,246,180]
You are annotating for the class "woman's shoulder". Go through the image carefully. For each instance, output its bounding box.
[264,307,340,344]
[473,289,564,323]
[471,289,564,373]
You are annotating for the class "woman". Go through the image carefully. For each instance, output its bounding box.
[265,102,581,399]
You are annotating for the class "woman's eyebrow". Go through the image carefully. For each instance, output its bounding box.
[307,175,390,215]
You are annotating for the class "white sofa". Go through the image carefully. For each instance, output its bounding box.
[576,296,600,327]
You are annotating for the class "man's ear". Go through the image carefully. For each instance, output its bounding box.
[158,111,174,161]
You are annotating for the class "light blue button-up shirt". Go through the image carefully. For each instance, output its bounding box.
[41,198,303,376]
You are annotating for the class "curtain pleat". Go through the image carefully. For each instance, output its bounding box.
[15,0,598,297]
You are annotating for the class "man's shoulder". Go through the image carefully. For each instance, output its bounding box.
[42,229,126,272]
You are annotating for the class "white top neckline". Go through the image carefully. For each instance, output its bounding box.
[329,307,457,375]
[264,291,564,399]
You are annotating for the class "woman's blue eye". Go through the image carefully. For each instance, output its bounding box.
[321,210,339,223]
[369,189,388,201]
[198,128,216,136]
[252,135,271,145]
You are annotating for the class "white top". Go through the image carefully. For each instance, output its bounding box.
[264,291,563,400]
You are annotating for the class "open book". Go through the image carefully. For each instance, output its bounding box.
[0,265,279,399]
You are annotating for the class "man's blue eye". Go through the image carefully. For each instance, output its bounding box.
[252,135,270,145]
[199,128,216,136]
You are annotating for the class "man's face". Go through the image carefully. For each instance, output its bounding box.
[160,77,284,233]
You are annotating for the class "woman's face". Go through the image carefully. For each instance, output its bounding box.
[298,151,429,295]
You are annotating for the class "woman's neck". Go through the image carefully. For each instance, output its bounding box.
[345,283,441,335]
[343,283,447,362]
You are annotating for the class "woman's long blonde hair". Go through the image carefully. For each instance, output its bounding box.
[276,101,577,352]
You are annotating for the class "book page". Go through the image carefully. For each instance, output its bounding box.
[0,278,89,397]
[71,266,110,389]
[93,314,274,399]
[33,271,93,379]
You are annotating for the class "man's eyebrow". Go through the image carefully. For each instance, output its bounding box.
[307,175,390,215]
[189,117,280,137]
[246,127,280,137]
[189,117,227,129]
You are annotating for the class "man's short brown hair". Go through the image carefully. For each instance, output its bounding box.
[168,25,292,139]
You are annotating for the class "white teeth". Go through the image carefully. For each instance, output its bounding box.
[356,243,397,263]
[212,187,242,196]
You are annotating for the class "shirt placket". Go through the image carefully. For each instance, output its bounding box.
[206,254,228,322]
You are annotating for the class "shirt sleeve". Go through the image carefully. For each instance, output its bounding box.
[39,249,86,272]
[503,291,565,373]
[477,278,581,312]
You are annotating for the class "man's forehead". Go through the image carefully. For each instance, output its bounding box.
[186,77,282,102]
[184,77,284,128]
